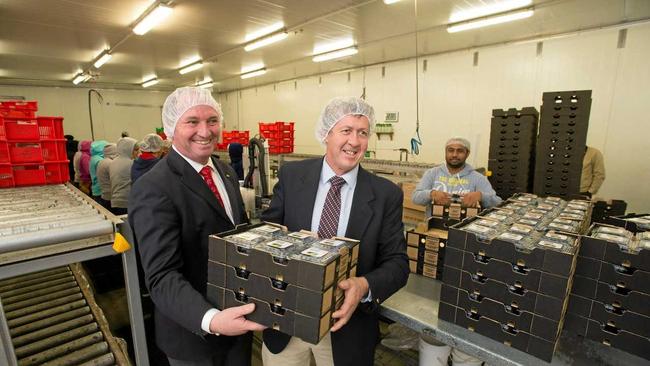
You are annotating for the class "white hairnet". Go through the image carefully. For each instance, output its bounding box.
[314,96,375,143]
[140,133,163,152]
[446,137,471,151]
[162,86,222,138]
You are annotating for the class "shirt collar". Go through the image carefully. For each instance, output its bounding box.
[173,145,216,174]
[321,157,359,187]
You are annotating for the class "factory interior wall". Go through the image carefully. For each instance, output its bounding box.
[218,23,650,212]
[0,24,647,211]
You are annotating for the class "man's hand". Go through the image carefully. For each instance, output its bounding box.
[461,191,482,207]
[330,276,369,332]
[430,190,451,206]
[209,303,266,336]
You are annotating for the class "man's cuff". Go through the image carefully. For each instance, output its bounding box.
[361,289,373,303]
[201,308,220,335]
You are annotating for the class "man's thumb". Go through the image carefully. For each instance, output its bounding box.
[236,303,256,315]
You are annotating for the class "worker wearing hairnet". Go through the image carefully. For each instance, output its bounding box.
[129,87,264,366]
[412,137,502,213]
[131,133,163,183]
[261,96,409,366]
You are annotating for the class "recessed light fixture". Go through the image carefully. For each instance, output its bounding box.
[179,61,204,75]
[93,50,112,69]
[313,46,358,62]
[383,0,401,4]
[447,8,534,33]
[133,4,173,35]
[142,78,159,88]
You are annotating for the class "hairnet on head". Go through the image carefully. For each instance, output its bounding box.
[162,86,222,138]
[314,96,375,143]
[140,133,163,152]
[446,137,471,151]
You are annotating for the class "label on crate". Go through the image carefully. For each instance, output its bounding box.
[287,232,313,240]
[537,240,563,250]
[301,247,329,258]
[254,225,282,234]
[510,224,533,234]
[498,232,524,242]
[230,232,263,242]
[266,240,294,249]
[318,239,346,247]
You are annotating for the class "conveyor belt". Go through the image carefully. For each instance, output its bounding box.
[0,265,128,366]
[0,185,115,254]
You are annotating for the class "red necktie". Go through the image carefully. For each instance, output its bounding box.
[199,166,224,207]
[318,176,346,238]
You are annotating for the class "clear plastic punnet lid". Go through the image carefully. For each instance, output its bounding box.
[226,232,267,247]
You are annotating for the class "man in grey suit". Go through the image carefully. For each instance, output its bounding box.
[261,97,409,366]
[129,87,264,366]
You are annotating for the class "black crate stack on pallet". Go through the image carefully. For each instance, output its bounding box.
[534,90,592,198]
[438,194,593,362]
[488,107,539,200]
[566,220,650,361]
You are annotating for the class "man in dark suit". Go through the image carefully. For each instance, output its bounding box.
[129,87,264,366]
[261,97,409,366]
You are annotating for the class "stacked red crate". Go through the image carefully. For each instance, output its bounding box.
[258,122,294,154]
[0,101,68,188]
[215,130,250,151]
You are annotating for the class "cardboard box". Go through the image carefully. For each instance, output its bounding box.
[401,182,426,212]
[589,299,650,338]
[574,255,602,279]
[207,284,332,345]
[595,281,650,318]
[207,261,335,317]
[580,224,650,272]
[585,318,650,361]
[570,274,598,299]
[598,261,650,294]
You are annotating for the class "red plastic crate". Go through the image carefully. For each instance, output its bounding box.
[1,118,39,140]
[0,164,13,188]
[275,122,294,131]
[0,101,38,119]
[13,164,46,187]
[37,117,65,140]
[269,146,294,154]
[41,140,66,161]
[45,161,69,184]
[7,142,43,163]
[267,138,294,147]
[0,142,8,163]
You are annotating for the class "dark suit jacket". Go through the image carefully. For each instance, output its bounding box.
[261,158,409,366]
[129,149,249,361]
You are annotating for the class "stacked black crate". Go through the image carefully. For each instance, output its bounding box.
[566,222,650,361]
[534,90,592,198]
[591,200,627,224]
[488,107,538,200]
[438,194,592,362]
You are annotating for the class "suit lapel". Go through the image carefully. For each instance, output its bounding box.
[295,159,322,231]
[346,165,374,240]
[213,158,243,224]
[167,150,231,223]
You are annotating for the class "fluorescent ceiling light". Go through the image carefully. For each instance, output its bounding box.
[449,0,532,23]
[313,38,355,55]
[383,0,401,4]
[133,4,173,35]
[93,50,112,69]
[244,32,288,52]
[197,80,214,89]
[241,68,266,79]
[241,63,265,74]
[142,78,159,88]
[447,9,533,33]
[245,21,284,42]
[313,46,358,62]
[179,61,203,74]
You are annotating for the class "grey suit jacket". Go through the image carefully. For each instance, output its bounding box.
[261,157,409,366]
[129,149,248,361]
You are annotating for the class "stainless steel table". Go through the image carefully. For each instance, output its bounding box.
[380,274,648,366]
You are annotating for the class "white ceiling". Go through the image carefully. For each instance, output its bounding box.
[1,0,649,93]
